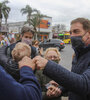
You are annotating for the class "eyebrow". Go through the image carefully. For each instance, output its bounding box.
[70,29,80,34]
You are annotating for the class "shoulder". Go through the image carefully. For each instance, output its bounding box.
[31,46,37,58]
[9,40,21,50]
[31,46,36,52]
[6,41,20,57]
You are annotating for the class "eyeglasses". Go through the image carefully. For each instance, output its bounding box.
[47,56,59,59]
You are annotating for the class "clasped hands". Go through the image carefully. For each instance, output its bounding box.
[18,56,48,70]
[46,80,62,98]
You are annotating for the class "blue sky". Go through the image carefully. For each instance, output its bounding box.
[1,0,90,30]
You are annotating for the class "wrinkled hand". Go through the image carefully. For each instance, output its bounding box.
[33,56,48,70]
[46,85,62,98]
[49,80,59,87]
[18,56,35,70]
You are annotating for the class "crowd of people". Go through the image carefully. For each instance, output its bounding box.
[0,32,21,48]
[0,17,90,100]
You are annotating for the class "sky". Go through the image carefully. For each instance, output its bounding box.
[1,0,90,30]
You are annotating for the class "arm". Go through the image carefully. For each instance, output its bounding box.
[35,70,47,100]
[43,60,90,95]
[0,45,20,81]
[0,46,9,67]
[0,65,42,100]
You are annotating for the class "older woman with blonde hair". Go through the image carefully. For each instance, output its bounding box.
[44,48,61,63]
[35,47,62,100]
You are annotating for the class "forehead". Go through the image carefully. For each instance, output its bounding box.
[46,50,58,56]
[23,32,33,36]
[70,22,83,31]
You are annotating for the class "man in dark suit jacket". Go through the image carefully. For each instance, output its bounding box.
[33,18,90,100]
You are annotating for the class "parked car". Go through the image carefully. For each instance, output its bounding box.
[39,39,65,51]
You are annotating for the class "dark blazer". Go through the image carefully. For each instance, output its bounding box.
[43,45,90,100]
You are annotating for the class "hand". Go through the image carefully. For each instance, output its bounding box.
[46,85,62,98]
[49,80,59,87]
[33,56,48,70]
[47,86,62,98]
[18,56,35,70]
[82,32,90,46]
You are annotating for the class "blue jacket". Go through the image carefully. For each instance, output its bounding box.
[43,45,90,100]
[0,65,42,100]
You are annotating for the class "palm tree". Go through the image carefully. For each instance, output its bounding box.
[21,5,38,26]
[0,0,11,31]
[29,12,47,39]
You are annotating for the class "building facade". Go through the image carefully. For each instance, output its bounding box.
[7,17,52,41]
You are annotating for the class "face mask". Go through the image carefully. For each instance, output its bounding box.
[71,36,85,50]
[22,38,32,45]
[52,60,60,64]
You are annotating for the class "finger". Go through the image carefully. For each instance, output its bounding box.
[48,86,54,90]
[22,56,28,59]
[54,88,61,97]
[50,80,59,87]
[34,56,41,60]
[32,58,36,63]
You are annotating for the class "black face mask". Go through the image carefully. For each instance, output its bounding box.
[71,36,85,50]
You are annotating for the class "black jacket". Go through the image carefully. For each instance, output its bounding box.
[43,45,90,100]
[6,40,37,59]
[0,41,37,81]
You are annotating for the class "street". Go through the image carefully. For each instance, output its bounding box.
[59,44,74,100]
[60,44,74,70]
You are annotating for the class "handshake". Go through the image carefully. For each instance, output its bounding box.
[18,56,48,70]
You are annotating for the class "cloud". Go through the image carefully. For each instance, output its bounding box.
[1,0,90,30]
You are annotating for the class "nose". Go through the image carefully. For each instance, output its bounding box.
[51,57,55,60]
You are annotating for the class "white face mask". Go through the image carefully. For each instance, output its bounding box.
[22,38,32,45]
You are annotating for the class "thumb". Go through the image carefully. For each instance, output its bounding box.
[32,58,36,63]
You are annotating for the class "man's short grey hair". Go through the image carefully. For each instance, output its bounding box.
[71,18,90,31]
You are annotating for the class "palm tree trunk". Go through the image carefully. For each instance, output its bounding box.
[28,16,30,26]
[5,18,8,33]
[0,18,2,32]
[34,28,38,40]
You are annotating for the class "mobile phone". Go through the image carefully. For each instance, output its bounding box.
[45,83,52,89]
